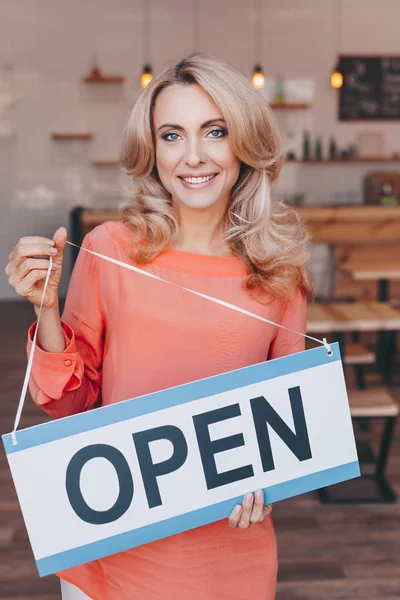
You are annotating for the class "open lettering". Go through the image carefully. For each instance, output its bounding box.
[65,386,312,524]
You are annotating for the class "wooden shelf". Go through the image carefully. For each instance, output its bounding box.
[83,75,124,84]
[51,133,94,141]
[91,159,120,167]
[270,103,311,110]
[82,65,124,84]
[287,157,400,164]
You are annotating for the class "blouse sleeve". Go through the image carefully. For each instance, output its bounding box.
[268,287,307,360]
[26,232,105,418]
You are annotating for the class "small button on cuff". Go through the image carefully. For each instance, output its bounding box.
[64,359,72,367]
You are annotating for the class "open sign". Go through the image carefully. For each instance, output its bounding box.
[2,343,359,577]
[66,385,312,524]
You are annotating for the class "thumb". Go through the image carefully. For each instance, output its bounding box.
[53,226,67,249]
[52,227,67,265]
[261,504,273,521]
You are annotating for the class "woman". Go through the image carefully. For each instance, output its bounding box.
[6,53,312,599]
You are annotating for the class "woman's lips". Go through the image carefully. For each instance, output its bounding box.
[178,174,218,189]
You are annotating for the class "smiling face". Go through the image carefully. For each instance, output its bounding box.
[153,84,241,213]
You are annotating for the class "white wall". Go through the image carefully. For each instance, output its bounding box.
[1,0,399,300]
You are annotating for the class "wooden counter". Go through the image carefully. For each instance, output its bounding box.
[297,206,400,244]
[307,301,400,333]
[70,205,400,300]
[339,260,400,282]
[297,206,400,300]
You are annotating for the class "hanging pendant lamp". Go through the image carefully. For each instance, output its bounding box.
[141,0,153,88]
[141,64,153,88]
[252,0,265,89]
[330,63,343,89]
[252,64,265,89]
[330,0,343,89]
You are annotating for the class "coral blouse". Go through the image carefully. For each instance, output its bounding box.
[27,221,307,600]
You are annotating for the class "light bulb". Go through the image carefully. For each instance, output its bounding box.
[252,65,265,89]
[330,69,343,89]
[141,64,153,88]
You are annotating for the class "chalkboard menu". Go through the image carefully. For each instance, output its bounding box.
[339,55,400,120]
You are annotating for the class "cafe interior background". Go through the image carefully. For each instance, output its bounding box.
[0,0,400,598]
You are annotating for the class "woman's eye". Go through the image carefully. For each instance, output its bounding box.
[163,132,180,142]
[208,128,227,138]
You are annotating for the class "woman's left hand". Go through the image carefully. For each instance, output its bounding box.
[228,489,272,529]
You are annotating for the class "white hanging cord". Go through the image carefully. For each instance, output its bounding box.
[65,241,332,354]
[11,256,53,445]
[11,241,332,445]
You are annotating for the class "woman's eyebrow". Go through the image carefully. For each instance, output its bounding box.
[157,118,226,133]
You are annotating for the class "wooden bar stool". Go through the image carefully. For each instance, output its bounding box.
[343,342,375,390]
[307,302,400,503]
[317,387,399,503]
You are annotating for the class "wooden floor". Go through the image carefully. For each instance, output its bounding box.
[1,300,400,600]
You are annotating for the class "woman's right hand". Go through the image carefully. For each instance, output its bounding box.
[5,227,67,311]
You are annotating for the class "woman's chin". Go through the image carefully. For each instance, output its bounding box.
[173,192,224,211]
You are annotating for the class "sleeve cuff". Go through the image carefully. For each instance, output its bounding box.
[27,320,80,372]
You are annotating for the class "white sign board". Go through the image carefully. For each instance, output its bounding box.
[2,343,359,577]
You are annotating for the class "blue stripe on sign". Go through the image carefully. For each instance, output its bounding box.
[36,459,359,577]
[2,342,341,454]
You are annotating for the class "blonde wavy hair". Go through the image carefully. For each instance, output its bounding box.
[120,52,313,303]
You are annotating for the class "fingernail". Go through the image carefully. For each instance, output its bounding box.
[256,489,263,500]
[50,248,58,254]
[234,504,241,514]
[244,492,253,502]
[46,239,55,246]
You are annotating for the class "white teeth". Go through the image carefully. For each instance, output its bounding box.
[182,174,216,184]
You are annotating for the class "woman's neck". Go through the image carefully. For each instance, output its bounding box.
[171,203,233,257]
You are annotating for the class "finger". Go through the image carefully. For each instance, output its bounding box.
[238,492,253,529]
[9,238,54,261]
[9,243,58,268]
[250,489,264,523]
[14,269,52,298]
[9,262,58,288]
[7,257,55,279]
[228,504,242,528]
[18,236,55,247]
[261,504,273,521]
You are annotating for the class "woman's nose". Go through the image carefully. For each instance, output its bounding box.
[184,138,206,166]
